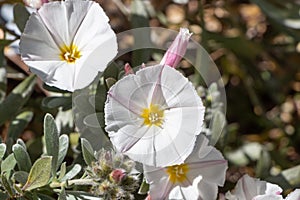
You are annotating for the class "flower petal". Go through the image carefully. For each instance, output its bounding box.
[285,189,300,200]
[186,152,227,187]
[160,28,192,68]
[20,13,59,61]
[254,194,283,200]
[73,1,110,50]
[37,0,93,45]
[144,165,174,199]
[168,176,203,200]
[265,182,283,195]
[198,180,218,200]
[225,174,275,200]
[20,0,117,91]
[41,62,76,91]
[105,65,204,167]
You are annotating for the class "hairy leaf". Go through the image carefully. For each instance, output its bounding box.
[23,156,52,191]
[12,144,32,172]
[81,138,95,166]
[44,113,59,177]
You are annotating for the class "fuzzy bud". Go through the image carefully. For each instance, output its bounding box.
[109,169,127,183]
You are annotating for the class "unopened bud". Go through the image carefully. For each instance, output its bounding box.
[110,169,127,183]
[160,28,192,68]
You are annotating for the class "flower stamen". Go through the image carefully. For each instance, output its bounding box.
[60,43,81,63]
[141,104,164,127]
[166,164,189,184]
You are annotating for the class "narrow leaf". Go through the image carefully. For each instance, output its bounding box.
[58,162,66,181]
[44,113,59,177]
[0,67,6,103]
[105,77,116,89]
[37,193,56,200]
[1,153,16,174]
[138,177,149,195]
[57,135,69,170]
[23,156,52,191]
[281,165,300,186]
[42,96,72,111]
[58,187,66,200]
[16,139,27,150]
[60,164,81,182]
[8,111,33,141]
[0,74,36,126]
[0,40,13,103]
[12,144,32,172]
[131,0,151,66]
[0,143,6,160]
[255,149,271,179]
[1,174,14,197]
[13,171,28,185]
[13,3,30,32]
[209,110,226,146]
[80,138,95,166]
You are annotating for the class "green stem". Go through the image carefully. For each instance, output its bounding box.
[50,178,96,188]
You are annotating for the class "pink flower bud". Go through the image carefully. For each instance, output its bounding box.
[110,169,127,183]
[160,28,192,68]
[145,194,151,200]
[124,63,134,75]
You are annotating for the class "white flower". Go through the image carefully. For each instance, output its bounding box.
[104,64,205,167]
[226,174,300,200]
[284,189,300,200]
[23,0,49,9]
[143,135,228,200]
[20,0,117,91]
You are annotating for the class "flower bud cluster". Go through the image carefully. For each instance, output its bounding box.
[86,149,139,200]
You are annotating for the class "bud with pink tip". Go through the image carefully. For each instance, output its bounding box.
[160,28,192,68]
[124,63,134,75]
[109,169,127,183]
[145,194,151,200]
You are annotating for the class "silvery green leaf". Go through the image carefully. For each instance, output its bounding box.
[8,111,33,141]
[58,162,66,181]
[60,164,81,182]
[0,143,6,160]
[42,96,72,111]
[1,154,16,174]
[66,191,102,200]
[255,149,271,178]
[138,177,149,195]
[81,138,95,166]
[16,139,27,150]
[13,171,28,185]
[12,144,32,172]
[0,67,6,103]
[44,114,59,177]
[0,74,36,126]
[281,164,300,186]
[209,110,226,146]
[23,156,52,191]
[1,174,13,197]
[57,135,69,170]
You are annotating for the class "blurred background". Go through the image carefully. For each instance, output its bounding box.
[0,0,300,196]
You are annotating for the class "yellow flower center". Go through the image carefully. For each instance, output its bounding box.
[59,43,81,63]
[141,104,164,127]
[166,164,189,183]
